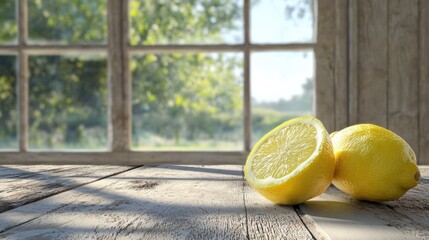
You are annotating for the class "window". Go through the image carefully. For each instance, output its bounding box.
[0,0,316,164]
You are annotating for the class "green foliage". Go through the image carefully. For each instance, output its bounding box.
[130,0,245,149]
[0,0,17,42]
[0,56,17,148]
[130,0,242,44]
[28,0,107,44]
[28,56,107,149]
[132,53,244,149]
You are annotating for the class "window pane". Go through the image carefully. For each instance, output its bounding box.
[28,0,107,44]
[251,0,314,43]
[0,1,17,44]
[251,51,314,145]
[0,56,18,149]
[29,55,107,150]
[130,0,243,45]
[132,53,243,150]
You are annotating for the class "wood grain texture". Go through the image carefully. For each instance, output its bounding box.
[0,151,247,165]
[17,52,28,152]
[0,165,427,239]
[128,43,314,53]
[108,0,128,151]
[244,50,251,152]
[243,0,251,151]
[243,181,314,240]
[0,165,317,239]
[0,166,248,239]
[299,166,429,240]
[348,0,359,125]
[381,166,429,238]
[121,0,132,153]
[334,0,349,131]
[388,0,420,160]
[357,0,388,127]
[420,0,429,165]
[0,165,133,213]
[18,0,28,151]
[315,0,336,132]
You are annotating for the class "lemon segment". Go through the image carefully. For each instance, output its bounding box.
[244,116,335,205]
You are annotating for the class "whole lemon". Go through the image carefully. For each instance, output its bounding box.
[331,124,421,202]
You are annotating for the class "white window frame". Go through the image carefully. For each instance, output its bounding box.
[0,0,345,165]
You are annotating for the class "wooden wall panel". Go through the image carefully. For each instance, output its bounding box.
[347,0,425,163]
[316,0,336,133]
[334,0,349,131]
[388,0,420,159]
[420,0,429,165]
[357,0,388,127]
[108,0,128,151]
[348,0,359,125]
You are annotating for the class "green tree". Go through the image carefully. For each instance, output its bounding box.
[28,0,107,44]
[28,56,107,149]
[0,0,17,42]
[129,0,243,149]
[0,56,17,148]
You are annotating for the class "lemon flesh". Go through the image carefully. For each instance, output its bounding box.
[331,124,421,202]
[251,123,317,179]
[244,117,335,205]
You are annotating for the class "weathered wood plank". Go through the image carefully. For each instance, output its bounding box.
[0,165,248,239]
[299,166,429,239]
[0,165,133,213]
[0,151,247,165]
[315,0,336,132]
[121,0,132,154]
[388,0,420,160]
[420,0,429,165]
[243,181,314,240]
[334,0,349,131]
[380,166,429,238]
[348,0,359,125]
[0,165,427,239]
[128,44,314,53]
[357,0,388,127]
[108,0,128,151]
[18,0,28,151]
[299,194,412,240]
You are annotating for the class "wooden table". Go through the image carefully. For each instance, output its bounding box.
[0,165,427,239]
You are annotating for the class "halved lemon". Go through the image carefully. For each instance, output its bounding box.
[244,116,335,205]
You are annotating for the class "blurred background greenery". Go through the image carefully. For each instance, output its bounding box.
[0,0,313,150]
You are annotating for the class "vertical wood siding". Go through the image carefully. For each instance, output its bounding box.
[357,0,388,127]
[388,0,420,159]
[316,0,336,133]
[334,0,349,131]
[317,0,428,164]
[420,0,429,165]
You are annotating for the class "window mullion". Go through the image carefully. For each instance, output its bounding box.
[244,0,251,152]
[122,0,132,152]
[18,0,28,152]
[108,0,129,152]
